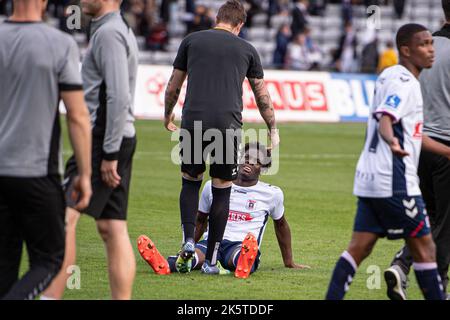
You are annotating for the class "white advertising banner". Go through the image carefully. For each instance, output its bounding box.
[62,64,377,123]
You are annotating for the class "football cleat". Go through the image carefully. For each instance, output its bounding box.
[175,239,195,273]
[137,235,171,275]
[235,233,258,279]
[384,265,408,300]
[201,260,230,275]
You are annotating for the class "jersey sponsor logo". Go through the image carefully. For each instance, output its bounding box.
[228,210,253,222]
[246,200,257,210]
[413,122,423,138]
[384,94,401,109]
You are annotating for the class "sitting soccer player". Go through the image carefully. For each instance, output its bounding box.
[137,142,309,278]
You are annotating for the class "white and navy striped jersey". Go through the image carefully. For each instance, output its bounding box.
[353,65,424,198]
[199,180,284,244]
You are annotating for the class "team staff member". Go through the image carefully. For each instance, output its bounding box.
[164,0,280,274]
[385,0,450,300]
[0,0,92,300]
[43,0,138,300]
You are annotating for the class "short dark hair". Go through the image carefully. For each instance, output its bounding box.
[244,142,272,169]
[395,23,428,50]
[443,0,450,20]
[216,0,247,27]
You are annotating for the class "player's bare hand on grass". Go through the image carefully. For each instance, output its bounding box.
[268,128,280,149]
[101,160,121,188]
[71,175,92,211]
[164,113,178,132]
[389,138,410,157]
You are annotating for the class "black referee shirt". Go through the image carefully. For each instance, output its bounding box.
[173,29,264,130]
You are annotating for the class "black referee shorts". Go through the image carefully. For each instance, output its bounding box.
[65,136,137,220]
[179,129,240,181]
[0,175,65,298]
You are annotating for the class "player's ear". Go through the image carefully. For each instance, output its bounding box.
[399,45,410,58]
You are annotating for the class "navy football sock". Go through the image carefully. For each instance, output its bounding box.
[326,251,357,300]
[179,178,202,242]
[413,262,445,300]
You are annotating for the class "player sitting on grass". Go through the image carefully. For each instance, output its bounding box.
[137,142,310,278]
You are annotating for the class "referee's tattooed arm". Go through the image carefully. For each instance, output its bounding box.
[164,69,187,131]
[248,78,276,130]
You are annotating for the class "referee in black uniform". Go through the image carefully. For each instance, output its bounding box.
[385,0,450,300]
[164,0,279,274]
[0,0,92,300]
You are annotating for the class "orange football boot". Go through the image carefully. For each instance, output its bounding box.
[235,233,258,279]
[137,235,171,275]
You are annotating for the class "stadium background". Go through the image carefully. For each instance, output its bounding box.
[0,0,443,299]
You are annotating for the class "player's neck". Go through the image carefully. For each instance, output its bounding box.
[9,3,43,22]
[234,178,258,187]
[399,59,421,79]
[214,23,239,36]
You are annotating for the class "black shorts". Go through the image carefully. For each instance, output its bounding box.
[0,175,65,296]
[179,129,240,181]
[65,136,137,220]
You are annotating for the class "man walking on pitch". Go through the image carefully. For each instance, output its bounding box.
[0,0,92,300]
[164,0,279,274]
[42,0,139,300]
[326,24,449,300]
[385,0,450,300]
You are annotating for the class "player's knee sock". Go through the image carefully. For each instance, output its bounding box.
[325,251,357,300]
[390,245,413,275]
[413,262,445,300]
[180,178,202,242]
[205,186,231,265]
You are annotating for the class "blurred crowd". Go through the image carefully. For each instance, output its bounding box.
[0,0,405,74]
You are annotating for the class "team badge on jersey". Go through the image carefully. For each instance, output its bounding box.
[385,95,401,109]
[246,200,257,210]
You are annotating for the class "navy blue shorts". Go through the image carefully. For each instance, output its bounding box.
[196,240,260,273]
[354,195,431,240]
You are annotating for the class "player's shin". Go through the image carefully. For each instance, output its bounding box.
[325,251,357,300]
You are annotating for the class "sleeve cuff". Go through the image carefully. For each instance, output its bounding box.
[373,110,399,123]
[59,83,83,91]
[102,150,120,161]
[173,65,187,72]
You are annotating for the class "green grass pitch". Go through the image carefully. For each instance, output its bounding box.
[31,120,424,299]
